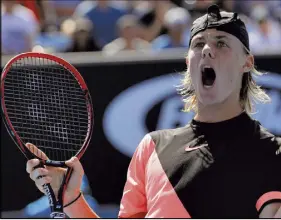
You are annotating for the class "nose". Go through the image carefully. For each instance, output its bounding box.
[201,44,215,59]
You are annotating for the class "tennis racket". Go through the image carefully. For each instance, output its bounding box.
[1,52,93,218]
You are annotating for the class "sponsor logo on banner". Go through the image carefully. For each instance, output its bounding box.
[103,72,281,157]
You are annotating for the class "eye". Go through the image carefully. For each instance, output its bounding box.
[194,42,205,48]
[217,41,227,48]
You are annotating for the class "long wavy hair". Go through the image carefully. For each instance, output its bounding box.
[178,47,271,114]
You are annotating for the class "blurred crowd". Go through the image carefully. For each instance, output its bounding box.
[2,0,281,56]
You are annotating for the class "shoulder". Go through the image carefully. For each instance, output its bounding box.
[14,5,37,23]
[73,1,96,17]
[148,125,193,146]
[133,125,193,160]
[254,123,281,157]
[109,5,128,14]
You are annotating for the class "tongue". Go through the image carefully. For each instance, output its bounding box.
[203,79,214,86]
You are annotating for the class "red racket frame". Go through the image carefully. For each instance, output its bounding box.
[1,52,94,218]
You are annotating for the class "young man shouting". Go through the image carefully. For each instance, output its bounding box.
[26,4,281,218]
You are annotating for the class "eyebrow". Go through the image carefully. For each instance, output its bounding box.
[192,35,229,42]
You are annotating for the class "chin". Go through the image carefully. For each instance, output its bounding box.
[199,98,222,107]
[197,92,225,107]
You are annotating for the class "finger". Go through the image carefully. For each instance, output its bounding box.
[30,168,49,181]
[26,158,41,174]
[26,143,49,160]
[65,157,84,177]
[199,147,213,160]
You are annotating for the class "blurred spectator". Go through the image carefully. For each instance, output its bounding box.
[134,1,175,42]
[237,13,257,36]
[18,1,56,30]
[62,17,100,52]
[102,14,151,56]
[32,22,72,53]
[73,0,128,48]
[182,0,217,19]
[17,0,41,22]
[110,0,132,11]
[2,0,280,55]
[1,0,39,55]
[46,0,82,26]
[213,0,235,12]
[151,7,191,50]
[249,4,281,53]
[270,3,281,24]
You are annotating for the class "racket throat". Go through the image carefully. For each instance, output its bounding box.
[43,184,55,207]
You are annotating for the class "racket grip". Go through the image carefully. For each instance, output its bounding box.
[44,160,66,167]
[33,160,66,169]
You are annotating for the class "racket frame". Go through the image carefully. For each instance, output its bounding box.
[1,52,94,218]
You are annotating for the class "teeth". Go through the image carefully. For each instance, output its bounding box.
[201,65,212,72]
[203,85,213,89]
[204,85,213,89]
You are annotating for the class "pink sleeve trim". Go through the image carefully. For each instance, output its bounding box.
[256,191,281,211]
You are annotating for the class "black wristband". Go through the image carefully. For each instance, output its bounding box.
[64,192,82,208]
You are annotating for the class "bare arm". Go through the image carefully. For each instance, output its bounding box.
[40,1,57,25]
[64,195,147,218]
[140,1,173,42]
[274,205,281,218]
[64,194,100,218]
[140,19,163,42]
[259,202,281,218]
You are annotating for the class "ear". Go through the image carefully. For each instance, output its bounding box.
[243,54,254,73]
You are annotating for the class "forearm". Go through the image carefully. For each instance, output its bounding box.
[259,202,281,218]
[274,205,281,218]
[64,194,100,218]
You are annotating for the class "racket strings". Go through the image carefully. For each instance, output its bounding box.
[4,57,89,161]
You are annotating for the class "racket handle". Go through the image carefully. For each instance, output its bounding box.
[44,160,66,167]
[33,160,66,168]
[43,183,65,218]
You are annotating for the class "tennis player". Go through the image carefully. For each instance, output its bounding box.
[26,5,281,218]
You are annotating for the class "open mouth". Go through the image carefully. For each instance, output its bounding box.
[201,67,216,88]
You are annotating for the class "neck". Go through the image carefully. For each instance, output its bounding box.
[97,1,108,10]
[124,38,135,49]
[194,98,244,123]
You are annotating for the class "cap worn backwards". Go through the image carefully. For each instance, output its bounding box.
[189,4,249,50]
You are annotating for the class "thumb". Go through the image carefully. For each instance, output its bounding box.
[65,157,84,177]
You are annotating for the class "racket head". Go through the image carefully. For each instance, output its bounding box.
[1,52,94,162]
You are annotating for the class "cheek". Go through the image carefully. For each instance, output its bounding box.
[225,53,244,85]
[222,50,243,70]
[219,72,240,92]
[188,52,200,74]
